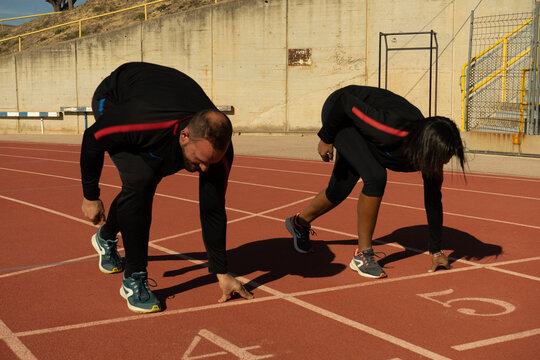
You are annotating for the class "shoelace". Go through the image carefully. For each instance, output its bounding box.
[131,276,158,301]
[104,241,122,265]
[358,250,386,266]
[297,226,316,241]
[294,217,316,240]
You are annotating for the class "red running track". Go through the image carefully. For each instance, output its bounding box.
[0,140,539,360]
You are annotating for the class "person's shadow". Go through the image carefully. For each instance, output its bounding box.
[325,225,502,268]
[150,237,346,309]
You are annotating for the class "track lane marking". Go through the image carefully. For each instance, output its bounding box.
[0,320,38,360]
[1,195,538,359]
[452,328,540,351]
[1,165,538,230]
[2,153,540,198]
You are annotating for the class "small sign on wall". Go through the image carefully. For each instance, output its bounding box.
[288,48,312,66]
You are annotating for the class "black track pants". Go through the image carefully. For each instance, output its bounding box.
[100,151,161,276]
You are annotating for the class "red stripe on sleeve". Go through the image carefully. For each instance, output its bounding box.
[94,116,192,140]
[351,106,409,137]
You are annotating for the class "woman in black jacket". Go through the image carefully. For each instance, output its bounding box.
[285,85,465,278]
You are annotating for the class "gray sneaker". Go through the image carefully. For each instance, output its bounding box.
[349,248,387,279]
[285,214,314,253]
[120,271,161,313]
[91,226,123,274]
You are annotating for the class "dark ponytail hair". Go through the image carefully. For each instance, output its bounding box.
[403,116,465,179]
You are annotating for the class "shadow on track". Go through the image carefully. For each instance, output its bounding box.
[150,237,346,308]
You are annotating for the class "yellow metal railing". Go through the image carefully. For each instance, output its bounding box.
[460,17,533,130]
[0,0,172,52]
[0,12,61,24]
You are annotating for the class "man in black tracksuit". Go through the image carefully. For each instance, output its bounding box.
[80,62,252,313]
[285,85,465,278]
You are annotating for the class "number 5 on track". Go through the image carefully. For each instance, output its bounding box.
[416,289,515,317]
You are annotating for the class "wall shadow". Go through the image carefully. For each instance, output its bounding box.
[150,237,346,307]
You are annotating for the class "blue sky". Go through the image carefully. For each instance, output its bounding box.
[0,0,89,25]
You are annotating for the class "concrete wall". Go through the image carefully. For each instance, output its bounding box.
[0,0,537,153]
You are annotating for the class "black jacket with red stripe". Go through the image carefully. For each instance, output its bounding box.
[318,85,444,252]
[80,62,231,273]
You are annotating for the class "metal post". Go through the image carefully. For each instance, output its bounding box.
[429,31,433,116]
[40,118,44,134]
[378,33,382,88]
[384,36,389,89]
[527,2,540,134]
[464,10,475,131]
[434,31,439,116]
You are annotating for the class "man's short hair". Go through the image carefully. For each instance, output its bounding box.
[188,109,233,151]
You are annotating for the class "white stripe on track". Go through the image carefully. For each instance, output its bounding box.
[2,165,538,230]
[0,196,537,359]
[2,148,539,182]
[452,328,540,351]
[1,153,539,200]
[0,320,38,360]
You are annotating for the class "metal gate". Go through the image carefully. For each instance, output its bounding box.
[462,2,540,136]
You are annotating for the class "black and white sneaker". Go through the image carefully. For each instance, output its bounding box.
[349,248,387,278]
[91,226,123,274]
[120,271,161,313]
[285,214,314,253]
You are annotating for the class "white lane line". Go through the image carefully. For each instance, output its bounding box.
[389,180,540,201]
[146,244,453,360]
[2,165,539,230]
[0,194,93,226]
[234,163,540,182]
[0,146,79,153]
[0,193,315,278]
[2,149,539,182]
[485,266,540,282]
[285,296,452,360]
[289,256,540,298]
[0,194,534,360]
[0,175,536,281]
[452,328,540,351]
[0,320,38,360]
[7,296,279,339]
[2,154,539,201]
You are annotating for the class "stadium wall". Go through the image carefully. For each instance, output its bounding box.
[0,0,537,154]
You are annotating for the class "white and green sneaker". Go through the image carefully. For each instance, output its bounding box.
[91,226,123,274]
[120,271,161,313]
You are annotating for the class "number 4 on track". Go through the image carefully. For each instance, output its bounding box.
[182,329,274,360]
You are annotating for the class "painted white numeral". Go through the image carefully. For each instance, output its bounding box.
[417,289,515,317]
[183,329,274,360]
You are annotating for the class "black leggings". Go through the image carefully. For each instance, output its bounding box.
[325,125,387,205]
[99,152,161,276]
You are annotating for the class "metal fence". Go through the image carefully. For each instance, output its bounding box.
[462,2,540,135]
